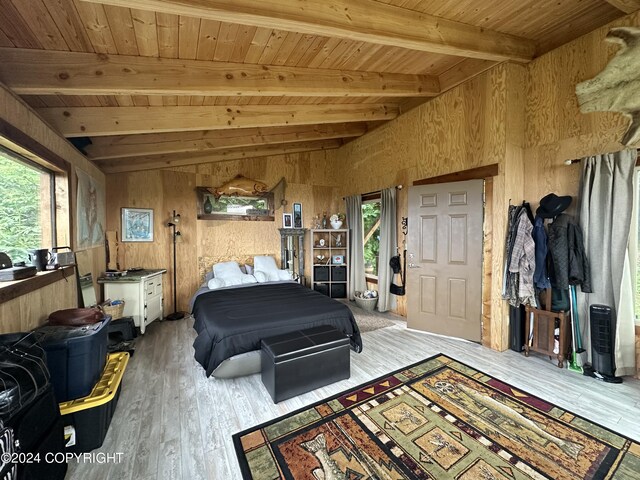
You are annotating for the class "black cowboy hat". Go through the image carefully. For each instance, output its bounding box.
[536,193,572,218]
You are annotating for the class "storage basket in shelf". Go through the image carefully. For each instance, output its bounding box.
[101,301,125,320]
[355,297,378,312]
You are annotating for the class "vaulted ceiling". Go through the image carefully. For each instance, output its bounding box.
[0,0,636,173]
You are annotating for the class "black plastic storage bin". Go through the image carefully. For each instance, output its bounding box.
[313,266,330,281]
[313,283,329,296]
[330,283,347,298]
[331,266,347,281]
[59,353,128,453]
[20,416,67,480]
[34,317,111,403]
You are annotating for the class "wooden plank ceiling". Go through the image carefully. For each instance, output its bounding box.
[0,0,632,173]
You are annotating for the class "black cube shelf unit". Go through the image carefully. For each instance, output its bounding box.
[311,229,349,298]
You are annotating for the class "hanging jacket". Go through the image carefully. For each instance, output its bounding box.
[508,212,537,306]
[502,204,522,299]
[568,222,592,293]
[532,216,551,289]
[548,214,592,292]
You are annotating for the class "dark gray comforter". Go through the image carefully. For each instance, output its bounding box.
[192,282,363,377]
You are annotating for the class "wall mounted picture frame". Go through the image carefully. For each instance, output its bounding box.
[283,213,293,228]
[122,208,154,242]
[293,203,303,229]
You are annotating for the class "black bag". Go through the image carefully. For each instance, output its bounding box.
[0,333,50,424]
[389,251,406,296]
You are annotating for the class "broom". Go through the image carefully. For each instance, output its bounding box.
[568,286,586,373]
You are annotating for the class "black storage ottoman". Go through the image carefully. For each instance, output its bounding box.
[261,325,350,403]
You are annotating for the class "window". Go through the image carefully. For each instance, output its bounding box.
[0,147,56,263]
[362,199,381,279]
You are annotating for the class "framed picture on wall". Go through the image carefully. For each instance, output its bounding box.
[122,208,154,242]
[283,213,293,228]
[293,203,303,229]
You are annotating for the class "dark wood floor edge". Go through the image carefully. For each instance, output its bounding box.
[0,266,75,305]
[413,163,499,186]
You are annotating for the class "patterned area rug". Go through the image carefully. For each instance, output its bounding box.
[233,354,640,479]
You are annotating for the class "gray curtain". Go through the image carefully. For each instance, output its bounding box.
[378,187,397,312]
[578,149,636,377]
[346,195,366,300]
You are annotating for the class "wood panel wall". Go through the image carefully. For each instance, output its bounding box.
[0,82,106,333]
[0,276,77,333]
[328,64,515,349]
[105,150,341,313]
[523,11,640,376]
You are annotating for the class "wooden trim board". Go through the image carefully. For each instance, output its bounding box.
[413,164,499,186]
[0,266,76,305]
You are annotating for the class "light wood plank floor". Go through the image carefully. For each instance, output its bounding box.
[67,315,640,480]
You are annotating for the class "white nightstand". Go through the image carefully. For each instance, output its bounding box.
[98,269,166,334]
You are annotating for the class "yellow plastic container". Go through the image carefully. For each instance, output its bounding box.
[58,352,129,452]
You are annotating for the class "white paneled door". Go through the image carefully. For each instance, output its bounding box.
[407,180,484,342]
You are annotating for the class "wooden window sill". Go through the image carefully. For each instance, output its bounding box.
[0,266,75,305]
[365,276,379,285]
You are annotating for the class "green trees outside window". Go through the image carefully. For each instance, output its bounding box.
[362,201,381,277]
[0,153,47,263]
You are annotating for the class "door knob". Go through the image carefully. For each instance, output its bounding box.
[408,263,422,268]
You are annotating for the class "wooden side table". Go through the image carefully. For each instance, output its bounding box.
[523,289,572,368]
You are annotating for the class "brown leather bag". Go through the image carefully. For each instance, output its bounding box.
[48,308,104,326]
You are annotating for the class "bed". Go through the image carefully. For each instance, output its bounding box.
[191,281,363,378]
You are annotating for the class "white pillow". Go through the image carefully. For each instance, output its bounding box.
[207,278,225,290]
[254,256,279,274]
[222,275,245,286]
[241,274,257,284]
[254,271,268,283]
[245,264,254,275]
[277,270,293,281]
[213,261,243,280]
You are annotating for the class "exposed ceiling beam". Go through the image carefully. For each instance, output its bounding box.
[79,0,536,62]
[37,104,398,137]
[86,123,368,160]
[603,0,640,14]
[96,139,342,173]
[399,59,499,115]
[0,48,440,98]
[438,58,500,92]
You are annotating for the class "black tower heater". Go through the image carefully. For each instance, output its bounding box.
[589,304,622,383]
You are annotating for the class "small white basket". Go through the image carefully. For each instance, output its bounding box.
[355,297,378,312]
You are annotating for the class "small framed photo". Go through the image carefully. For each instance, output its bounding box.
[282,213,293,228]
[332,255,344,265]
[122,208,154,242]
[293,203,303,229]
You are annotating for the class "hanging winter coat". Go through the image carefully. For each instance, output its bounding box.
[548,214,592,292]
[532,216,551,289]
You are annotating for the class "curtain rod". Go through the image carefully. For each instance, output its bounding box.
[342,184,403,200]
[564,148,640,165]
